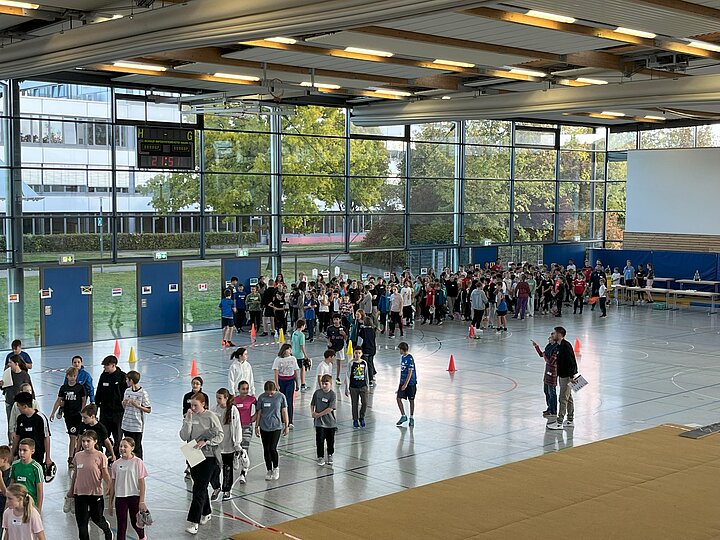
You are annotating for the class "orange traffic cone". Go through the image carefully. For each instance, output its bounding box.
[190,359,199,377]
[447,354,457,372]
[468,325,475,339]
[250,324,256,340]
[574,338,581,355]
[113,339,120,358]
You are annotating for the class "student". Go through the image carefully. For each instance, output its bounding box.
[388,285,404,336]
[303,291,318,342]
[67,430,113,540]
[183,377,210,416]
[210,388,243,502]
[255,381,289,481]
[271,289,288,338]
[272,344,299,429]
[245,284,263,336]
[65,356,95,403]
[1,356,31,425]
[344,349,369,428]
[234,282,248,332]
[219,288,237,347]
[180,392,224,535]
[121,371,151,459]
[9,439,44,511]
[326,315,347,386]
[8,384,35,446]
[291,320,312,392]
[598,278,608,318]
[572,272,587,315]
[12,394,51,467]
[228,348,255,398]
[495,286,508,332]
[532,336,558,418]
[546,327,579,430]
[109,437,148,540]
[357,316,377,386]
[49,367,87,466]
[95,355,127,458]
[78,404,115,461]
[645,263,655,303]
[395,342,417,427]
[311,374,337,466]
[261,279,277,337]
[4,340,32,370]
[233,381,255,484]
[0,446,11,515]
[2,484,45,540]
[470,282,488,332]
[316,350,336,389]
[611,267,622,305]
[317,287,331,334]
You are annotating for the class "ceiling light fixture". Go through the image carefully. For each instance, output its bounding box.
[113,61,167,72]
[526,10,576,23]
[433,59,475,68]
[300,82,341,89]
[0,1,39,8]
[615,27,656,39]
[508,67,547,77]
[213,72,261,82]
[265,37,297,45]
[373,89,412,96]
[643,115,666,121]
[576,77,609,85]
[600,111,625,117]
[687,40,720,52]
[441,96,452,100]
[345,47,394,57]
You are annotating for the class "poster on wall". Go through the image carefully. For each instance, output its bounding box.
[80,286,93,295]
[383,271,391,279]
[7,294,19,304]
[198,283,208,292]
[420,268,428,275]
[141,286,152,295]
[169,283,179,293]
[39,289,52,299]
[111,288,123,297]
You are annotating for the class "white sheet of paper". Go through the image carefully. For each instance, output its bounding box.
[180,441,206,467]
[2,368,12,388]
[571,374,589,392]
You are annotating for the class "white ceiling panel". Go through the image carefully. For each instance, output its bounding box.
[380,12,618,54]
[508,0,720,38]
[224,48,440,78]
[0,14,24,32]
[111,74,260,94]
[308,30,534,68]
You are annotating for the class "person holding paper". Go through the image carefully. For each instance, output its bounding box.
[179,393,223,536]
[546,327,578,431]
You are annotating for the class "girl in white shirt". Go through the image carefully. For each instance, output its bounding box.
[2,484,45,540]
[109,437,148,540]
[210,389,243,502]
[272,344,299,429]
[228,348,255,397]
[598,278,608,318]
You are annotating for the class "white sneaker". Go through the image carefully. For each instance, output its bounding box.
[186,524,199,535]
[317,457,326,466]
[272,467,279,480]
[200,514,211,525]
[327,454,333,465]
[265,470,273,481]
[546,422,563,430]
[564,420,574,427]
[239,471,247,484]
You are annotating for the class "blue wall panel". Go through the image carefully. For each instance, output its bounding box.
[651,251,717,281]
[138,262,182,336]
[472,247,498,266]
[543,244,586,267]
[221,258,262,292]
[41,266,91,346]
[591,249,652,271]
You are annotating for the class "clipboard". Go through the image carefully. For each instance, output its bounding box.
[180,441,206,467]
[2,368,12,388]
[570,374,588,392]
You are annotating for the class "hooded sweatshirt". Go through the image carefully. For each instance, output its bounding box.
[179,409,224,461]
[228,360,255,396]
[211,404,243,455]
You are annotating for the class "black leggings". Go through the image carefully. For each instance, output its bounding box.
[249,310,262,333]
[122,430,143,459]
[318,311,330,332]
[210,452,235,493]
[472,309,484,329]
[75,495,111,540]
[260,429,281,470]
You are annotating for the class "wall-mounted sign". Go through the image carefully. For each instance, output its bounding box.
[141,286,152,295]
[40,289,52,299]
[169,283,179,293]
[80,286,93,295]
[154,251,168,261]
[198,283,208,292]
[7,294,19,304]
[420,268,428,275]
[59,254,75,265]
[383,271,391,279]
[112,288,123,297]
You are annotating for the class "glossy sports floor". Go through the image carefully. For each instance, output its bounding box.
[20,303,720,539]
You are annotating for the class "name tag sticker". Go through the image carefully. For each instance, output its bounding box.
[238,404,243,408]
[17,476,26,482]
[263,403,271,408]
[322,398,329,403]
[103,382,109,386]
[76,463,84,469]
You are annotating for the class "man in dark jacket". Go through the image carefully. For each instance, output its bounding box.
[547,326,578,430]
[95,354,127,456]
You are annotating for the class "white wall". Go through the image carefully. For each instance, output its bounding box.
[626,148,720,235]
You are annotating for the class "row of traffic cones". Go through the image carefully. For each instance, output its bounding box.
[112,339,137,364]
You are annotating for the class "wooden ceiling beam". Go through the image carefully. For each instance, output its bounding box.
[631,0,720,20]
[463,7,720,61]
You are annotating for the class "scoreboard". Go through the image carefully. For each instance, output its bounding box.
[137,126,195,170]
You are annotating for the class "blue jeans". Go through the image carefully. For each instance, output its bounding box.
[306,318,315,339]
[278,377,296,423]
[544,383,557,415]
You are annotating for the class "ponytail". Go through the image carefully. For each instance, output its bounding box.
[7,484,34,523]
[216,388,233,425]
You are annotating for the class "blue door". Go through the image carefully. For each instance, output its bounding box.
[41,266,92,346]
[138,262,182,336]
[221,258,261,292]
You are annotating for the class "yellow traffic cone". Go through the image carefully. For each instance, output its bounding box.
[347,339,353,357]
[128,346,137,364]
[278,328,285,342]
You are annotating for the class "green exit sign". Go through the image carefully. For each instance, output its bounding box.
[59,254,75,265]
[237,248,249,257]
[154,251,168,260]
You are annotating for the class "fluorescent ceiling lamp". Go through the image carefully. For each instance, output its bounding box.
[266,37,296,44]
[576,77,608,85]
[374,89,412,96]
[433,59,475,68]
[214,73,260,82]
[300,82,341,89]
[345,46,394,57]
[615,27,656,39]
[643,115,665,120]
[687,40,720,52]
[526,10,575,23]
[600,111,625,117]
[0,1,40,8]
[441,95,452,100]
[113,61,167,72]
[508,67,547,77]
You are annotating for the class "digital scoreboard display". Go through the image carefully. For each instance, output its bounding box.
[137,126,195,170]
